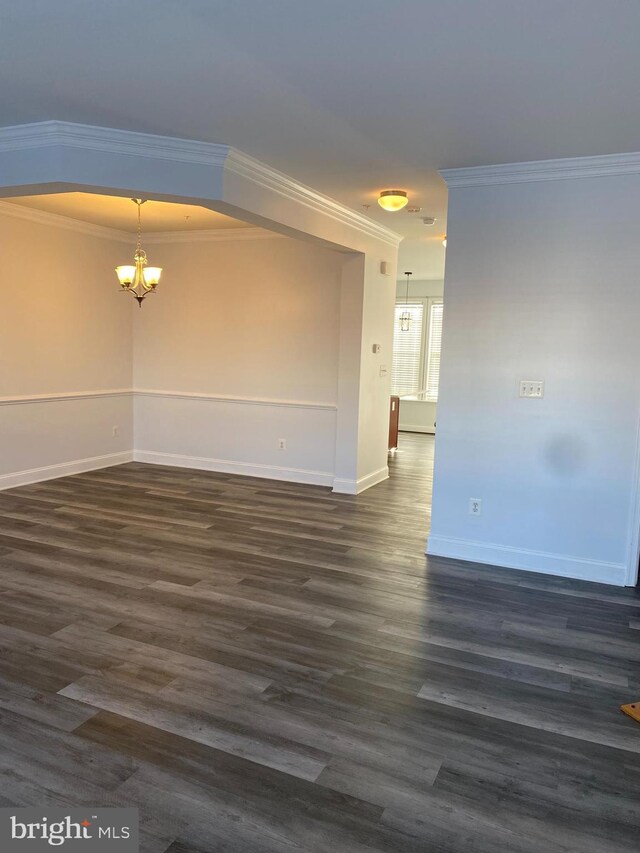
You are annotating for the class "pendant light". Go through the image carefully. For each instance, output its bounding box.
[400,271,412,331]
[115,199,162,306]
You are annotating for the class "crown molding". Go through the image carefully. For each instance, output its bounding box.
[0,199,131,241]
[225,148,403,247]
[144,226,284,244]
[0,199,279,244]
[0,120,230,166]
[0,121,403,248]
[440,151,640,188]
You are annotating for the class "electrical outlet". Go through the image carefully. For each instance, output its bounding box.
[112,426,119,437]
[469,498,482,516]
[278,438,286,450]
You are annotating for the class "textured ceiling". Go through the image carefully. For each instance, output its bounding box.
[2,0,639,277]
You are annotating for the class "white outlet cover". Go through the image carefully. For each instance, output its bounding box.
[469,498,482,515]
[519,380,544,398]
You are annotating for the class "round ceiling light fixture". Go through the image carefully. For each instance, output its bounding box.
[377,190,408,212]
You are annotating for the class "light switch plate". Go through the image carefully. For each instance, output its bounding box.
[519,379,544,398]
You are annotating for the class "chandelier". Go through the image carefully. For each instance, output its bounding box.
[400,271,412,331]
[115,199,162,306]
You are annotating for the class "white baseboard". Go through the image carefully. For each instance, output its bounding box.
[399,424,436,434]
[0,451,134,491]
[426,534,627,586]
[332,465,389,495]
[133,449,334,487]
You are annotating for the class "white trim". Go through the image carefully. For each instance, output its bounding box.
[625,412,640,586]
[0,121,402,248]
[426,534,627,586]
[0,120,230,167]
[0,389,335,412]
[0,199,131,242]
[225,148,403,248]
[332,466,389,495]
[133,450,333,488]
[134,389,336,412]
[143,227,282,244]
[0,389,131,406]
[0,451,133,491]
[440,151,640,188]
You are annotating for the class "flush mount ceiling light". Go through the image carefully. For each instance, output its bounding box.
[400,271,413,331]
[115,199,162,306]
[378,190,408,212]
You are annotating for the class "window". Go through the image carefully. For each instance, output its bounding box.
[391,298,443,401]
[425,302,443,402]
[391,302,424,396]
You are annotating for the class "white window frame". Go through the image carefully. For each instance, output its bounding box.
[391,296,443,401]
[424,299,443,403]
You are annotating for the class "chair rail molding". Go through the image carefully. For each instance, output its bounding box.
[0,388,337,412]
[133,389,337,411]
[0,389,132,406]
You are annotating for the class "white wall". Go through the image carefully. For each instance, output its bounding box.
[429,170,640,585]
[394,279,443,434]
[0,210,133,487]
[132,235,343,485]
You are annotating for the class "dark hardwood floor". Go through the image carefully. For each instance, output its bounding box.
[0,431,638,852]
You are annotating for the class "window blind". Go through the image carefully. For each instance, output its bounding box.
[425,301,443,401]
[391,302,424,396]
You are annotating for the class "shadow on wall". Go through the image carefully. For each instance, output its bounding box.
[543,434,589,477]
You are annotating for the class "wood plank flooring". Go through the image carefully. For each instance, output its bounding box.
[0,432,638,852]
